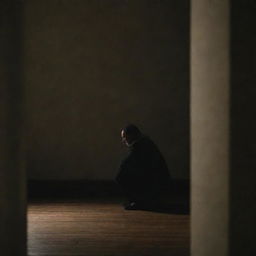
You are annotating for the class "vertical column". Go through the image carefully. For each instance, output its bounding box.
[230,1,256,255]
[0,1,26,255]
[191,0,230,256]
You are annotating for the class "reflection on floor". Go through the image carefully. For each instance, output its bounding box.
[28,198,190,256]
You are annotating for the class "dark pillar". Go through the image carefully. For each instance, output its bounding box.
[0,1,26,255]
[230,1,256,255]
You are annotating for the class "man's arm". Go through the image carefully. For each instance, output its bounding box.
[115,151,138,185]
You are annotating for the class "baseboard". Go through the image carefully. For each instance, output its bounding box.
[27,179,190,199]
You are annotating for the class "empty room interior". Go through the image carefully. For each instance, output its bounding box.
[25,1,190,255]
[1,0,256,256]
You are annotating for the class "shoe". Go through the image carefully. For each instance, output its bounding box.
[124,201,139,210]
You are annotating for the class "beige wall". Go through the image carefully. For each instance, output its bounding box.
[24,0,190,180]
[191,0,229,255]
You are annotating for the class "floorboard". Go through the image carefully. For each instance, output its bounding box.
[28,198,190,256]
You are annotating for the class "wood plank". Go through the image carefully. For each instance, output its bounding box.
[28,199,190,256]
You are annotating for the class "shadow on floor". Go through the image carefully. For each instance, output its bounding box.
[140,203,190,215]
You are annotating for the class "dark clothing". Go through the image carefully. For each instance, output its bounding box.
[116,136,171,203]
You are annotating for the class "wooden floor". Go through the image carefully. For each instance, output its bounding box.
[28,198,190,256]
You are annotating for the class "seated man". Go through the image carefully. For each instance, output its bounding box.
[116,124,172,210]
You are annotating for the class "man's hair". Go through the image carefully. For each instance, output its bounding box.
[122,124,142,137]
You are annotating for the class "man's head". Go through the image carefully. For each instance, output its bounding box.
[121,124,142,146]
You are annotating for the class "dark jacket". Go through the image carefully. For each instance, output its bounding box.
[116,136,171,198]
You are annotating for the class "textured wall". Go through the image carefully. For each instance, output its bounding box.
[191,0,229,255]
[24,0,189,180]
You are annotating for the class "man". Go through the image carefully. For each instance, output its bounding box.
[116,124,172,210]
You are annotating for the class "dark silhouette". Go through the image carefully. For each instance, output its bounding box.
[116,124,172,210]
